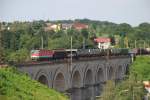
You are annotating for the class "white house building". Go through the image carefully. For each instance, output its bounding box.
[94,37,111,49]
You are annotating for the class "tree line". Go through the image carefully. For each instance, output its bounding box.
[0,19,150,63]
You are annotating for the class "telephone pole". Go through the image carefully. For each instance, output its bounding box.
[70,36,73,72]
[144,41,146,49]
[134,40,137,48]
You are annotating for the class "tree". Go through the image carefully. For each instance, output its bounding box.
[31,21,46,49]
[114,77,144,100]
[48,35,70,49]
[0,23,4,64]
[7,49,29,63]
[81,29,89,49]
[81,29,89,38]
[19,34,33,49]
[116,23,132,34]
[139,23,150,32]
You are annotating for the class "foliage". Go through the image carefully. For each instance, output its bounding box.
[0,67,68,100]
[48,35,71,49]
[114,78,144,100]
[1,20,150,63]
[6,49,30,63]
[130,56,150,80]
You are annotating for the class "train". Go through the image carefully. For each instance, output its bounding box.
[31,48,129,61]
[130,48,150,55]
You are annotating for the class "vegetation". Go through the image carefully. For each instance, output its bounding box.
[1,19,150,99]
[0,67,68,100]
[100,80,116,100]
[100,56,150,100]
[0,19,150,63]
[131,56,150,80]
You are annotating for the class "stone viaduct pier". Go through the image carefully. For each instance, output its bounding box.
[16,56,131,100]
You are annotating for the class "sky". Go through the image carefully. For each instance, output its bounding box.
[0,0,150,26]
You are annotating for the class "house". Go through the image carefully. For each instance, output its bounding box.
[44,23,61,32]
[72,22,88,31]
[62,23,73,30]
[94,37,111,49]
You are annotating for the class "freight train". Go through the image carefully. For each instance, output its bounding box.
[31,48,129,61]
[130,48,150,55]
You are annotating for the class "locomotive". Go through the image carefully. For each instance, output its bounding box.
[31,48,129,61]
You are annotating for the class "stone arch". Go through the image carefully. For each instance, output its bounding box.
[116,65,123,79]
[96,68,104,83]
[70,68,82,100]
[108,66,114,80]
[84,69,93,85]
[125,64,129,74]
[53,72,66,92]
[38,75,49,86]
[72,70,81,88]
[95,66,105,96]
[83,68,94,100]
[35,69,49,87]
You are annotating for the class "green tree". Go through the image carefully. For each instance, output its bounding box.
[31,21,46,49]
[48,35,70,49]
[7,49,29,63]
[0,23,4,64]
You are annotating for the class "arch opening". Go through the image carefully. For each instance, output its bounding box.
[53,73,65,92]
[97,68,104,83]
[38,75,48,86]
[96,68,105,96]
[85,69,93,85]
[117,66,123,79]
[72,71,81,88]
[108,67,114,80]
[125,64,129,75]
[84,69,94,99]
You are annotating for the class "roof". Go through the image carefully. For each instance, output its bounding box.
[94,37,111,43]
[73,23,88,30]
[62,23,73,29]
[44,23,59,31]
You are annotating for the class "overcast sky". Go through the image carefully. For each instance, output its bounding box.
[0,0,150,26]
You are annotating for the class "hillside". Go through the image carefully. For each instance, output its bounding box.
[131,55,150,80]
[0,67,68,100]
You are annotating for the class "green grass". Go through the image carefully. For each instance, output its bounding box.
[131,55,150,80]
[0,67,68,100]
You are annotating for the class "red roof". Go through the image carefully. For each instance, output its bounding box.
[73,23,88,30]
[94,37,110,43]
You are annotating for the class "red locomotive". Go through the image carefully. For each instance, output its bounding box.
[31,50,54,61]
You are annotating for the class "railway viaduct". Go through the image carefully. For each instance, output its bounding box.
[16,56,131,100]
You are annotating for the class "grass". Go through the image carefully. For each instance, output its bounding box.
[131,55,150,80]
[0,67,68,100]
